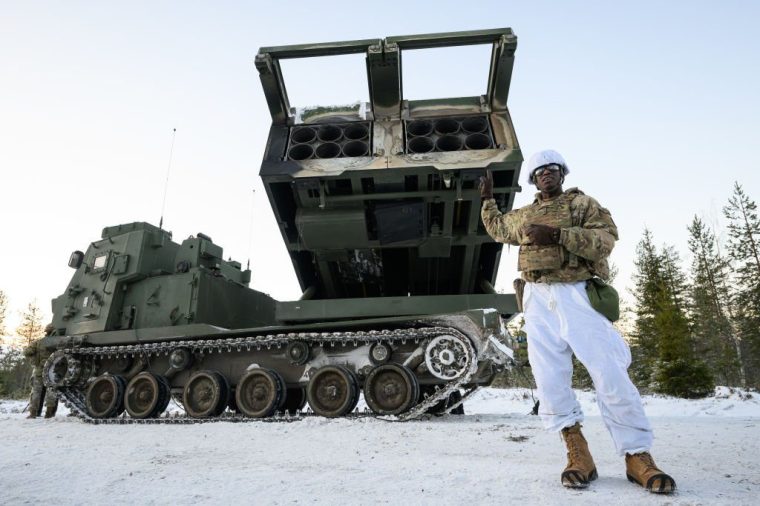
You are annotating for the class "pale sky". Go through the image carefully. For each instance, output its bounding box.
[1,1,759,333]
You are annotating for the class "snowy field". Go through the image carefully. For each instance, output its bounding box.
[2,387,758,505]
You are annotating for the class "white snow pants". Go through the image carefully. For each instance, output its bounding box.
[524,281,653,456]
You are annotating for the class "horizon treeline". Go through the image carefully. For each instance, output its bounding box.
[626,181,760,396]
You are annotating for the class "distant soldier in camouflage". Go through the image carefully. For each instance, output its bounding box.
[479,149,676,494]
[24,326,58,419]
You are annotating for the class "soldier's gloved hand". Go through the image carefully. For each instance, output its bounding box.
[524,223,561,245]
[478,170,494,199]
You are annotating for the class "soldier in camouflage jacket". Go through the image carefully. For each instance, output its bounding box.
[23,331,58,419]
[481,186,616,283]
[479,149,675,494]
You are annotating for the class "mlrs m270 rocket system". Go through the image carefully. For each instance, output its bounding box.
[41,29,523,424]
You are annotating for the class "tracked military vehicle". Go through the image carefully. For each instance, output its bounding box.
[40,28,523,423]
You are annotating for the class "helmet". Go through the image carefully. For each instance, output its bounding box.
[526,149,570,185]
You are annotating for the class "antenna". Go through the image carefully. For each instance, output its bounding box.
[246,188,255,270]
[159,128,177,230]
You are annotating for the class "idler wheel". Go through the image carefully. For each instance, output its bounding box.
[306,365,359,418]
[363,364,419,416]
[43,351,82,388]
[284,387,307,415]
[235,369,285,418]
[85,374,126,418]
[286,341,310,365]
[183,370,230,418]
[125,372,169,419]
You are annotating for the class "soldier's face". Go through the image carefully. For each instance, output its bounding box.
[534,165,563,193]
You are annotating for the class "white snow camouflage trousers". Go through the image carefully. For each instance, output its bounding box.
[523,281,653,456]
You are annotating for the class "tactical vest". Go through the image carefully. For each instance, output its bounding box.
[517,191,580,273]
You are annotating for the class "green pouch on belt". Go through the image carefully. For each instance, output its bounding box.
[585,277,620,322]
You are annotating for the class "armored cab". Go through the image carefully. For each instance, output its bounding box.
[50,223,276,336]
[41,29,522,424]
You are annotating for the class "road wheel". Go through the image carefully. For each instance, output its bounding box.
[183,370,229,418]
[363,364,419,415]
[235,369,285,418]
[306,366,359,418]
[85,374,126,418]
[125,372,165,419]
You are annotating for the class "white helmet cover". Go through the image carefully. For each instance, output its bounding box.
[526,149,570,185]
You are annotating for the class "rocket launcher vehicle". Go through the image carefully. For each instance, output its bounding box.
[40,29,523,422]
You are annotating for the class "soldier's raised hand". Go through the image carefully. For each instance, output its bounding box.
[479,170,494,199]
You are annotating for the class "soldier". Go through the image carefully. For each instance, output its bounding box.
[479,149,676,494]
[23,327,58,419]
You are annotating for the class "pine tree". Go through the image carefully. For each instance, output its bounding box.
[723,182,760,387]
[661,245,689,313]
[630,229,714,396]
[686,216,744,386]
[15,300,45,348]
[629,229,662,387]
[652,246,713,397]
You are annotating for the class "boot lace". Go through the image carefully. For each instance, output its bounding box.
[563,430,583,464]
[634,452,657,470]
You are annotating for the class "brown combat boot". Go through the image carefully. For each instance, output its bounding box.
[625,452,676,494]
[560,422,598,488]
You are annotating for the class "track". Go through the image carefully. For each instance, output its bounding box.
[49,326,481,424]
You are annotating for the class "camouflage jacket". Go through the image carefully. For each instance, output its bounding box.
[481,187,618,283]
[23,340,50,369]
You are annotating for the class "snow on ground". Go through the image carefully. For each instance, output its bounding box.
[1,387,758,505]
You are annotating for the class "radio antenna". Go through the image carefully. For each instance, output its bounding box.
[159,128,177,230]
[246,188,255,270]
